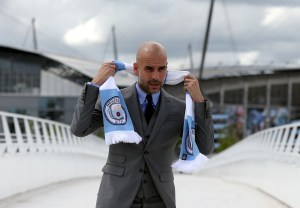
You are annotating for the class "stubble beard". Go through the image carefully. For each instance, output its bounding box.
[138,79,162,94]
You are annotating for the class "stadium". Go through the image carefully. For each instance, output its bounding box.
[1,44,300,148]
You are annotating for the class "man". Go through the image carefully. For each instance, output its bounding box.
[71,41,214,208]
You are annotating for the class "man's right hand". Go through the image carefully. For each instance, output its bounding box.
[91,62,117,86]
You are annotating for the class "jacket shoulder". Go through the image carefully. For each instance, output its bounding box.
[162,89,185,106]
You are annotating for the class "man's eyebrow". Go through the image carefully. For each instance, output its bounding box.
[145,66,154,69]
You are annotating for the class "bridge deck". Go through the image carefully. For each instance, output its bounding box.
[0,174,288,208]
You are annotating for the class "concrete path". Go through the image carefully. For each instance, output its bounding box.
[0,174,288,208]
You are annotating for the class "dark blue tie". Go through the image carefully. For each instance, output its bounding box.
[144,94,154,124]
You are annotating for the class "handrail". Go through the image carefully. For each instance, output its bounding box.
[206,121,300,168]
[0,111,108,200]
[0,111,106,157]
[202,121,300,208]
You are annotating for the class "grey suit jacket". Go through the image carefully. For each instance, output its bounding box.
[71,83,214,208]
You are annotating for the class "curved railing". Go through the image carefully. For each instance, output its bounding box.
[202,122,300,208]
[206,121,300,168]
[0,111,107,157]
[0,111,108,200]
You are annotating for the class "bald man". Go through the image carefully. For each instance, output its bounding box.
[71,41,214,208]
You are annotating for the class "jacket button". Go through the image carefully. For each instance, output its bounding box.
[144,150,149,155]
[139,168,144,173]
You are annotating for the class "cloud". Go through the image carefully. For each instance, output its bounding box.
[238,51,259,65]
[1,0,300,68]
[262,6,300,28]
[64,18,105,45]
[262,7,288,26]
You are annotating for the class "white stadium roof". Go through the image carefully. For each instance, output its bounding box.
[43,53,137,87]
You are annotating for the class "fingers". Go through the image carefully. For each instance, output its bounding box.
[91,62,117,85]
[101,62,117,77]
[183,74,204,102]
[183,74,198,91]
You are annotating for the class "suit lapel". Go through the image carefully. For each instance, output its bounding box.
[145,89,172,149]
[122,84,144,140]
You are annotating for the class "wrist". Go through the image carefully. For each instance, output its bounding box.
[193,95,205,102]
[87,82,100,88]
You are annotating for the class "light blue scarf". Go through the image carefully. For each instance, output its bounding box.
[99,65,141,145]
[100,60,208,173]
[171,92,209,173]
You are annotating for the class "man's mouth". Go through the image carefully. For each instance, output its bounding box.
[149,81,161,86]
[149,83,160,88]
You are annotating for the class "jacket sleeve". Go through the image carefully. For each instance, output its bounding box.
[194,100,215,155]
[70,83,104,137]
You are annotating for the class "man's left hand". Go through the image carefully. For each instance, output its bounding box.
[184,74,205,102]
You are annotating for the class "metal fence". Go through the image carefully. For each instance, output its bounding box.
[202,122,300,208]
[0,111,106,157]
[206,121,300,168]
[0,111,108,200]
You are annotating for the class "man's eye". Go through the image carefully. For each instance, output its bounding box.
[145,67,153,71]
[159,67,166,71]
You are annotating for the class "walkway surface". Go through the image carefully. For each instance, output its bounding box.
[0,174,288,208]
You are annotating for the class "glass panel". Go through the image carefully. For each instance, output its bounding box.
[224,89,243,104]
[271,84,288,106]
[292,83,300,107]
[207,92,220,104]
[39,97,65,122]
[0,54,41,93]
[248,86,266,105]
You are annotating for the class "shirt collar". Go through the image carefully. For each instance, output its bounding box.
[135,83,160,106]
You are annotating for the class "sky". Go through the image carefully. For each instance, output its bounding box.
[1,0,300,70]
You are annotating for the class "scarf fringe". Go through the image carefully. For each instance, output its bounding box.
[104,130,142,145]
[171,153,209,173]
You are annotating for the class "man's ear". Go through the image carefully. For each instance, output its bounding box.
[133,62,139,76]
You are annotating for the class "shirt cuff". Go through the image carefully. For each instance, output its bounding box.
[87,82,100,88]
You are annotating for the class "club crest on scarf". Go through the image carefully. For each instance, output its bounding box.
[185,128,195,156]
[104,96,127,125]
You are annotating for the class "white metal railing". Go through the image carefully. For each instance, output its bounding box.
[206,121,300,168]
[202,122,300,208]
[0,111,106,157]
[0,111,108,200]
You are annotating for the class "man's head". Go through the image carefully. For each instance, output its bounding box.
[133,41,168,94]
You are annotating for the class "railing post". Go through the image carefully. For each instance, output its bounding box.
[2,115,14,154]
[292,127,300,156]
[13,117,26,153]
[24,118,35,153]
[33,120,43,153]
[49,122,58,152]
[285,126,296,154]
[55,124,64,152]
[60,125,69,152]
[269,128,279,151]
[274,127,284,152]
[279,127,291,153]
[41,121,51,152]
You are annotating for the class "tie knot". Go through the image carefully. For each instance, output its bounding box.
[146,94,152,103]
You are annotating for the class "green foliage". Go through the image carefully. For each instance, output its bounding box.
[216,125,240,153]
[96,127,105,139]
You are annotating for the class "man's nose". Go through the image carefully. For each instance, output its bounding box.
[152,70,159,80]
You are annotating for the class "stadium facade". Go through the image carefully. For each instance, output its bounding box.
[0,45,136,124]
